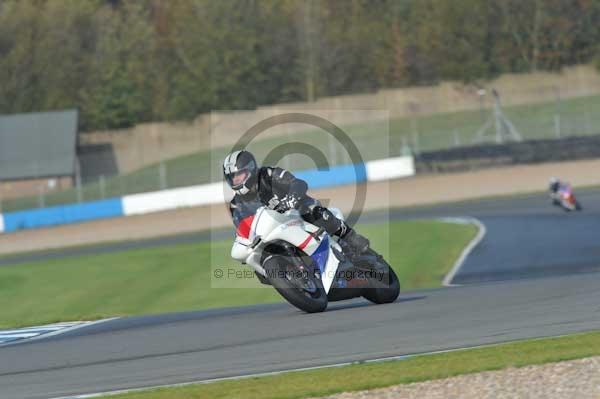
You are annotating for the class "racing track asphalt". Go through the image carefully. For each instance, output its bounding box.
[1,189,600,399]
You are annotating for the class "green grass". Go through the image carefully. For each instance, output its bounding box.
[113,330,600,399]
[3,93,600,212]
[0,220,475,328]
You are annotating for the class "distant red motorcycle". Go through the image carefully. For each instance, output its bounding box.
[551,184,583,212]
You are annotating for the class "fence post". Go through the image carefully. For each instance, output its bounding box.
[159,161,167,190]
[328,134,337,165]
[99,175,106,199]
[74,156,83,203]
[38,185,45,208]
[453,129,461,147]
[400,136,412,156]
[478,89,487,123]
[554,86,561,138]
[411,118,420,154]
[585,110,593,135]
[284,129,292,170]
[76,180,82,203]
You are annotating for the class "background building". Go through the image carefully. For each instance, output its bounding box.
[0,110,78,204]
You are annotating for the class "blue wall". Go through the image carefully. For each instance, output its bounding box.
[2,198,123,232]
[1,162,370,233]
[295,163,367,189]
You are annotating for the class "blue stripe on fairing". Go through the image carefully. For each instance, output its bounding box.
[310,236,330,273]
[294,163,367,189]
[2,198,124,232]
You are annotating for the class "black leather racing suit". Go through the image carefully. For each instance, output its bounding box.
[228,166,347,238]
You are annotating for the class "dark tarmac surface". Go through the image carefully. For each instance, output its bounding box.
[1,189,599,399]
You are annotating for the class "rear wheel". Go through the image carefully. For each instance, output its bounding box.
[263,255,328,313]
[361,249,401,304]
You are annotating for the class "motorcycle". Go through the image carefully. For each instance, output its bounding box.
[230,205,400,313]
[551,184,582,212]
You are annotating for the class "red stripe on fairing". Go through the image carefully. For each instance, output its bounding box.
[236,215,255,239]
[298,235,312,250]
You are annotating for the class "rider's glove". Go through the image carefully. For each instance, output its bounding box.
[275,193,301,212]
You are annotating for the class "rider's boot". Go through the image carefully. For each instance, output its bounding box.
[338,223,369,254]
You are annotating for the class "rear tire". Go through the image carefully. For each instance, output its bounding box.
[264,255,328,313]
[361,249,401,304]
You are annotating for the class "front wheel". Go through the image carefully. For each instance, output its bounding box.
[360,249,401,304]
[560,201,574,212]
[263,255,328,313]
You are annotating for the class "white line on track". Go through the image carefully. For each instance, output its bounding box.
[0,318,119,347]
[438,217,487,287]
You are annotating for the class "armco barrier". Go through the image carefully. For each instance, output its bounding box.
[121,163,370,216]
[1,198,123,233]
[366,156,415,182]
[0,156,414,233]
[294,163,367,190]
[416,135,600,173]
[122,182,230,216]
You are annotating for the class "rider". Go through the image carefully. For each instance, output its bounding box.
[223,150,370,254]
[548,177,562,200]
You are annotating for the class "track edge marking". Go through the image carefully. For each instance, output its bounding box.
[438,217,487,287]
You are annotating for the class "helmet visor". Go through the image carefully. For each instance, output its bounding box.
[231,170,249,186]
[226,168,252,189]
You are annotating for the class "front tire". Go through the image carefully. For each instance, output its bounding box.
[360,249,401,304]
[264,255,328,313]
[560,201,573,212]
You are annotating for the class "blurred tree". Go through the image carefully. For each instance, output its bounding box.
[1,0,600,130]
[374,0,413,87]
[317,0,389,95]
[409,0,491,82]
[492,0,600,72]
[79,2,155,130]
[161,1,268,117]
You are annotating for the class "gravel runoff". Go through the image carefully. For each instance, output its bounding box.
[314,356,600,399]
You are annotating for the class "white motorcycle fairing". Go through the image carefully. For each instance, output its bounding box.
[231,207,345,293]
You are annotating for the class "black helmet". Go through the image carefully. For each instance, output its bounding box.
[223,150,258,195]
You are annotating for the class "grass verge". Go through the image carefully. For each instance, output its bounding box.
[0,220,476,328]
[113,330,600,399]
